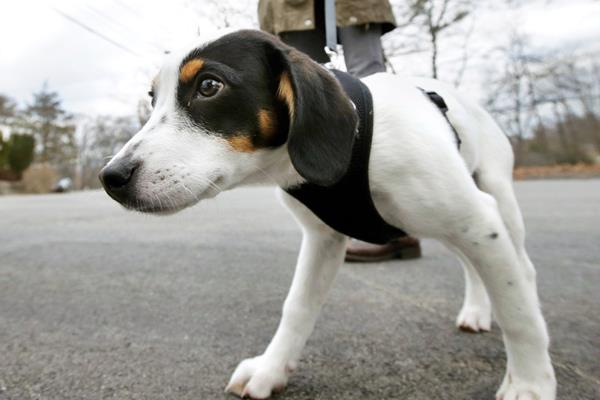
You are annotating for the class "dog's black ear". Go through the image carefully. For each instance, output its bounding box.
[264,35,358,186]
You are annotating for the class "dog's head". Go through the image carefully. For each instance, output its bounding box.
[99,30,357,213]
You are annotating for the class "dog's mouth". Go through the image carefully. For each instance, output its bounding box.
[118,175,225,215]
[123,201,183,215]
[120,198,195,215]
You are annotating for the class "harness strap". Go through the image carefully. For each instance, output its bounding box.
[419,89,462,149]
[285,70,407,244]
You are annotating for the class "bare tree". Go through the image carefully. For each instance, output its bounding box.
[396,0,475,79]
[183,0,257,33]
[485,33,540,163]
[385,0,480,85]
[485,29,600,165]
[0,94,17,118]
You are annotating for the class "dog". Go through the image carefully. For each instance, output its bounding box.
[99,30,556,400]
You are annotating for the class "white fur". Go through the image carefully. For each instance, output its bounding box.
[107,59,555,398]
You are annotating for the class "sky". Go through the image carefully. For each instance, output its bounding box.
[1,0,599,118]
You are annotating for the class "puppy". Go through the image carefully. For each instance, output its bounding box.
[100,30,556,400]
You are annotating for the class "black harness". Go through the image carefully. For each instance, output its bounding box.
[285,70,459,244]
[418,88,462,149]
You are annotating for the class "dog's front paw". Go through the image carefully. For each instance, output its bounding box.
[225,355,293,399]
[456,305,491,333]
[496,370,556,400]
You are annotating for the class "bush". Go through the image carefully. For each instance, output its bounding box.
[21,163,58,193]
[0,130,9,168]
[0,131,35,180]
[8,134,34,173]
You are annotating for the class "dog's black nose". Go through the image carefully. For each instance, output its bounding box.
[101,163,135,189]
[99,158,140,201]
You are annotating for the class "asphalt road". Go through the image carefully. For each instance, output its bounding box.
[0,180,599,400]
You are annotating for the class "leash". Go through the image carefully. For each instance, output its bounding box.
[324,0,337,54]
[323,0,343,68]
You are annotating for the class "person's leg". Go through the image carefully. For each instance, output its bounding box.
[278,0,328,63]
[279,29,329,63]
[339,23,386,78]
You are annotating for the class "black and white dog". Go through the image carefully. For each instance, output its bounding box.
[100,30,555,400]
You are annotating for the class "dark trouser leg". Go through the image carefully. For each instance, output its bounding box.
[279,29,329,63]
[339,23,385,78]
[278,0,328,63]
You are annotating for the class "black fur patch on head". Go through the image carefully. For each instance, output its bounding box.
[176,32,290,151]
[175,30,358,185]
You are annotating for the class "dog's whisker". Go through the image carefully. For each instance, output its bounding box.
[201,176,224,192]
[165,192,178,210]
[180,182,201,203]
[186,174,223,194]
[155,193,164,211]
[250,165,276,183]
[150,194,159,211]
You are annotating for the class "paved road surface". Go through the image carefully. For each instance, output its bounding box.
[0,180,599,399]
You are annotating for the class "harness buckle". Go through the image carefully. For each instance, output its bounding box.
[324,46,343,70]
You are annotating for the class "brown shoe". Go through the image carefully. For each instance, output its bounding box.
[345,236,422,262]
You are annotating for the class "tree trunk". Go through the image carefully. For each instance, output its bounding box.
[431,32,438,79]
[552,102,573,163]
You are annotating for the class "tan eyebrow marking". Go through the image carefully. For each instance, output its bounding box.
[258,109,277,139]
[277,71,294,119]
[179,58,205,82]
[227,135,255,153]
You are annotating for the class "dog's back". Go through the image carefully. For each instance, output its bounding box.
[364,73,513,178]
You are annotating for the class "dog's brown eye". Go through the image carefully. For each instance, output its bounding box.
[198,79,223,97]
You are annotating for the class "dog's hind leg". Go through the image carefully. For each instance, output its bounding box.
[475,169,538,299]
[473,169,555,398]
[472,116,538,293]
[225,189,347,399]
[449,165,528,334]
[448,191,555,400]
[446,243,492,333]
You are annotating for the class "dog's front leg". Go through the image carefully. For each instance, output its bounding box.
[226,190,347,399]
